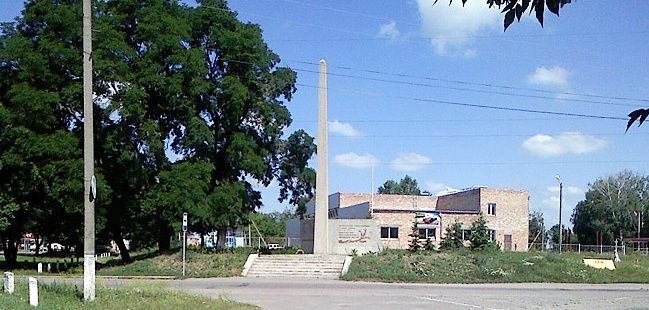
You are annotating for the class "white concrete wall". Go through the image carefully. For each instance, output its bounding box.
[328,219,382,255]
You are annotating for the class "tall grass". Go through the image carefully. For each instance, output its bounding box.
[343,249,649,283]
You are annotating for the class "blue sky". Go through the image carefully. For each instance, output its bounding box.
[2,1,649,228]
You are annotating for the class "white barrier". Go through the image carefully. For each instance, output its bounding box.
[3,272,14,294]
[28,277,38,306]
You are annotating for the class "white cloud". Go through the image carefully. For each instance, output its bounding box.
[416,0,500,55]
[522,132,607,157]
[528,66,572,88]
[391,152,432,172]
[328,120,362,138]
[334,152,378,169]
[378,21,400,40]
[542,196,561,209]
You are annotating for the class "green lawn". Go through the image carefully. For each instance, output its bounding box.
[343,249,649,283]
[0,280,257,310]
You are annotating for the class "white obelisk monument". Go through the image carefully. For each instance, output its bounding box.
[313,59,329,254]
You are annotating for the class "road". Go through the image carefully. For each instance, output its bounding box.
[38,276,649,309]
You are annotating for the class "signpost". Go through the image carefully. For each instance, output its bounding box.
[182,212,187,277]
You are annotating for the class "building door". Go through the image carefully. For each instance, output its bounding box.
[504,234,512,251]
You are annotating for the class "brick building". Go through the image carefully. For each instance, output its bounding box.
[303,187,529,251]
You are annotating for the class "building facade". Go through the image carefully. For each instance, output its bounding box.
[303,187,529,251]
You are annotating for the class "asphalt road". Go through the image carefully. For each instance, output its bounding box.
[38,276,649,310]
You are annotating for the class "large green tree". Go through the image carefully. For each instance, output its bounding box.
[0,1,92,265]
[0,0,315,263]
[571,171,649,245]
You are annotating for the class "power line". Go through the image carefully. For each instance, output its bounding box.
[264,1,649,40]
[202,4,373,38]
[219,56,644,108]
[207,6,649,107]
[293,83,627,121]
[286,59,649,105]
[336,159,649,167]
[293,117,580,123]
[291,67,640,108]
[274,0,404,24]
[327,132,647,138]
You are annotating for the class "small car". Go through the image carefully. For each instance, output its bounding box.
[267,243,283,250]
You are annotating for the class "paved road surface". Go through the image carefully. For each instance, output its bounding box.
[40,277,649,309]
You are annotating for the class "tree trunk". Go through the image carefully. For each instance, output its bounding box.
[217,227,227,249]
[111,228,131,263]
[157,226,171,252]
[200,233,205,249]
[3,237,18,267]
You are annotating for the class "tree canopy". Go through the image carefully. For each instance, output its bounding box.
[0,0,314,265]
[378,175,422,195]
[571,171,649,245]
[436,0,572,31]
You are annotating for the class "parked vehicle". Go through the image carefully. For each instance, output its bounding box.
[267,243,283,250]
[29,244,48,253]
[50,243,64,251]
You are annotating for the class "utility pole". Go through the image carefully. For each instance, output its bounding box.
[82,0,96,301]
[556,175,563,254]
[370,159,374,218]
[313,59,329,254]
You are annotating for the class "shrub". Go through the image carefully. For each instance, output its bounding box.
[469,213,498,251]
[424,237,436,251]
[408,220,421,252]
[440,220,464,250]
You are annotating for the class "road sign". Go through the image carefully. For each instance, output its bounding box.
[182,212,188,277]
[90,175,96,202]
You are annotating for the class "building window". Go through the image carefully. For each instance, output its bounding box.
[462,229,472,241]
[488,229,496,241]
[418,228,436,240]
[487,203,496,216]
[381,227,399,239]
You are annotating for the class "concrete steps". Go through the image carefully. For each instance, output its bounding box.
[244,254,349,279]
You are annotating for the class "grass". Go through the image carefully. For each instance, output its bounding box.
[0,280,258,310]
[2,248,254,278]
[342,248,649,283]
[96,249,252,278]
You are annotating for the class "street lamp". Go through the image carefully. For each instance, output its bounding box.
[556,175,563,254]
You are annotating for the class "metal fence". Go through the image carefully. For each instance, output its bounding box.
[528,243,627,254]
[242,237,302,248]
